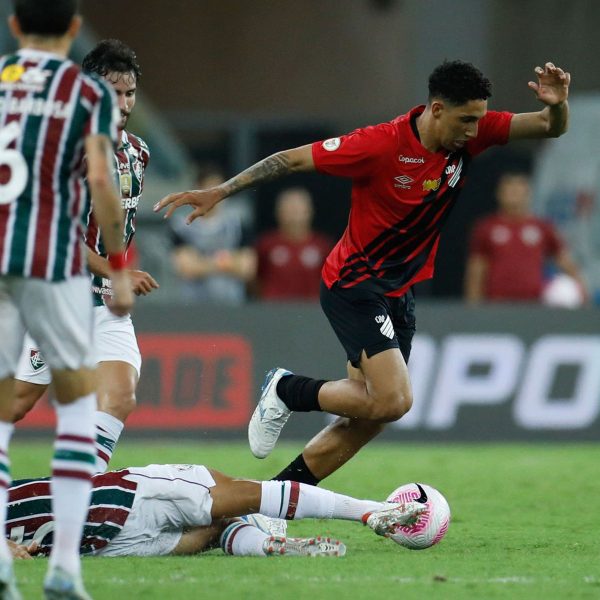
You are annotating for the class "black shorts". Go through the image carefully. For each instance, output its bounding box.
[320,281,416,368]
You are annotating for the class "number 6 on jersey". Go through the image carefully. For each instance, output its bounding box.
[0,121,28,205]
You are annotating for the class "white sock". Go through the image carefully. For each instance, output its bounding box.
[94,411,124,473]
[50,394,96,575]
[220,521,269,556]
[331,494,386,521]
[259,480,387,522]
[0,421,13,561]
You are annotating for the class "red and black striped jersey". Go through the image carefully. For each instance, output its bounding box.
[5,470,137,555]
[0,49,118,282]
[312,105,513,297]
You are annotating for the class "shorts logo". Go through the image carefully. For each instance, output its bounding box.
[322,137,341,151]
[29,349,45,371]
[375,315,394,339]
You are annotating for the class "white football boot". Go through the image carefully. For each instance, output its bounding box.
[363,501,426,537]
[248,368,292,458]
[240,514,288,537]
[263,535,346,557]
[43,566,92,600]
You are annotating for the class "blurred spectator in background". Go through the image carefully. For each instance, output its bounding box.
[170,164,256,304]
[464,172,587,305]
[255,187,333,301]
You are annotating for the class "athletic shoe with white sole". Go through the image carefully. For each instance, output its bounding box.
[43,566,92,600]
[263,535,346,557]
[362,501,426,537]
[248,368,292,458]
[240,514,288,537]
[0,560,21,600]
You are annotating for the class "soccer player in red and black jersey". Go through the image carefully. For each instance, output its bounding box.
[155,60,570,486]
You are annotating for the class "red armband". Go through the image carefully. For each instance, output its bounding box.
[108,252,126,271]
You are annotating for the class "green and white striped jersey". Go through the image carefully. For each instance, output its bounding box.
[0,49,118,281]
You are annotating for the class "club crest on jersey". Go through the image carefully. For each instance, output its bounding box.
[322,137,341,151]
[120,173,132,196]
[29,349,45,371]
[133,159,143,182]
[422,178,441,192]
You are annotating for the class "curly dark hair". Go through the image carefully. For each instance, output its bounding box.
[82,39,141,81]
[428,60,491,105]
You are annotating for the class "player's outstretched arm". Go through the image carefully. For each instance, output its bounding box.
[509,62,570,141]
[154,144,315,224]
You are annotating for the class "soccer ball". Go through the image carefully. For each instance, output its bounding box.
[386,483,450,550]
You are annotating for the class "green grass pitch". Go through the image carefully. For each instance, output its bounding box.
[10,441,600,599]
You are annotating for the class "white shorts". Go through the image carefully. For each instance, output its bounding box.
[16,305,141,385]
[0,276,94,379]
[96,464,216,557]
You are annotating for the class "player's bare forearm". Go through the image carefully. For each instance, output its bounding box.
[220,145,314,199]
[545,101,569,137]
[87,248,112,279]
[155,145,314,223]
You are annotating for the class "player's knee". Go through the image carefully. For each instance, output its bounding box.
[368,389,413,422]
[101,391,136,422]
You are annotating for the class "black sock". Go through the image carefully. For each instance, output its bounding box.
[271,453,320,486]
[276,374,325,412]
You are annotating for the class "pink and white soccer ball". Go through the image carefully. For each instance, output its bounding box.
[386,483,450,550]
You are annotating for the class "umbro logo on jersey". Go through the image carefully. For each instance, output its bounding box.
[394,174,414,189]
[375,315,394,339]
[399,155,425,164]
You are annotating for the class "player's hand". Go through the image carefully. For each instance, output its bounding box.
[153,187,223,224]
[528,62,570,106]
[108,269,135,316]
[7,539,34,560]
[129,269,159,296]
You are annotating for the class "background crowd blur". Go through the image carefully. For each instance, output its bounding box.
[2,0,598,308]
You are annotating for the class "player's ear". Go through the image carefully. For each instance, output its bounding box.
[67,15,82,40]
[431,100,445,118]
[7,14,22,39]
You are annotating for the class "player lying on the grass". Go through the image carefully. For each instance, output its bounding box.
[6,464,424,559]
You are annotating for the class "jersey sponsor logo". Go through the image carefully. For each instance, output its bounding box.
[399,155,425,164]
[29,349,45,371]
[376,314,394,339]
[121,196,140,210]
[394,175,414,190]
[322,137,341,151]
[422,178,441,192]
[0,65,52,92]
[0,64,25,83]
[445,164,456,175]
